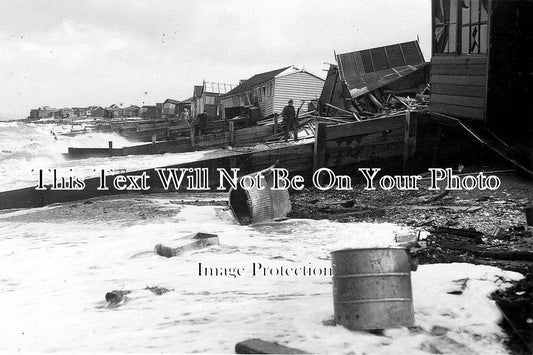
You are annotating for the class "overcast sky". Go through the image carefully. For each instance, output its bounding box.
[0,0,431,117]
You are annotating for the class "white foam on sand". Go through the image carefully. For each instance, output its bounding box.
[0,204,523,353]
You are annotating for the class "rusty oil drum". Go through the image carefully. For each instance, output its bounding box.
[331,247,415,330]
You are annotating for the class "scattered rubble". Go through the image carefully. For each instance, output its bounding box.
[289,170,533,353]
[145,286,172,295]
[493,274,533,353]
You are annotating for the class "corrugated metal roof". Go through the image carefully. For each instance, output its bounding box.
[336,41,426,98]
[222,67,291,97]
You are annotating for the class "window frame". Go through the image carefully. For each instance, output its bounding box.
[433,0,489,56]
[459,0,489,55]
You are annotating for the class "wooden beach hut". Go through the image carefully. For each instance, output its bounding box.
[220,66,325,120]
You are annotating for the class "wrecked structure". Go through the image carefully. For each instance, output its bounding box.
[319,40,430,118]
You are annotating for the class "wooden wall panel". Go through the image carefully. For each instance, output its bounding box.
[430,55,488,121]
[430,102,485,120]
[273,72,324,114]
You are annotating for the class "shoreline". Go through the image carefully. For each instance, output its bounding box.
[0,170,531,353]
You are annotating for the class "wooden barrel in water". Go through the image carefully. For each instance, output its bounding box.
[331,247,415,330]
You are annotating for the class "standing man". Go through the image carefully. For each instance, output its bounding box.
[282,99,298,142]
[180,108,190,125]
[195,111,208,136]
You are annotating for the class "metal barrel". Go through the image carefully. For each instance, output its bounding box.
[331,248,415,330]
[228,166,291,225]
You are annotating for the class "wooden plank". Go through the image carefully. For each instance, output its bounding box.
[190,126,195,147]
[155,234,219,258]
[325,129,405,149]
[195,132,230,147]
[431,55,488,65]
[431,83,486,98]
[68,138,195,159]
[67,147,125,158]
[326,115,405,141]
[235,339,308,354]
[235,126,273,140]
[313,123,327,176]
[235,132,273,142]
[431,64,487,76]
[406,113,418,173]
[430,102,485,120]
[431,94,486,109]
[402,112,410,172]
[431,74,487,86]
[325,141,404,167]
[229,120,235,146]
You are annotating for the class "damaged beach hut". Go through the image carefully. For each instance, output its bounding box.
[319,40,430,118]
[219,66,325,120]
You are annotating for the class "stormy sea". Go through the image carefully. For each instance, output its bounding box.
[0,120,523,353]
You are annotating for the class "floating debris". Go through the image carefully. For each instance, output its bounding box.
[145,286,172,295]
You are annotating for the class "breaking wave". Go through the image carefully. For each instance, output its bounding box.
[0,121,211,192]
[0,122,134,191]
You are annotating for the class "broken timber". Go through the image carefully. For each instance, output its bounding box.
[155,233,219,258]
[235,339,308,354]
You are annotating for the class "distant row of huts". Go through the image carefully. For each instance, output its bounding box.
[28,66,325,122]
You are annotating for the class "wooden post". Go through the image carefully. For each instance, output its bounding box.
[402,111,411,173]
[313,123,327,185]
[152,133,157,153]
[409,112,418,172]
[190,126,195,147]
[431,124,444,167]
[108,141,113,156]
[273,113,279,134]
[229,120,235,146]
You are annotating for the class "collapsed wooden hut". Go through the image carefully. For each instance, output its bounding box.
[319,40,430,118]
